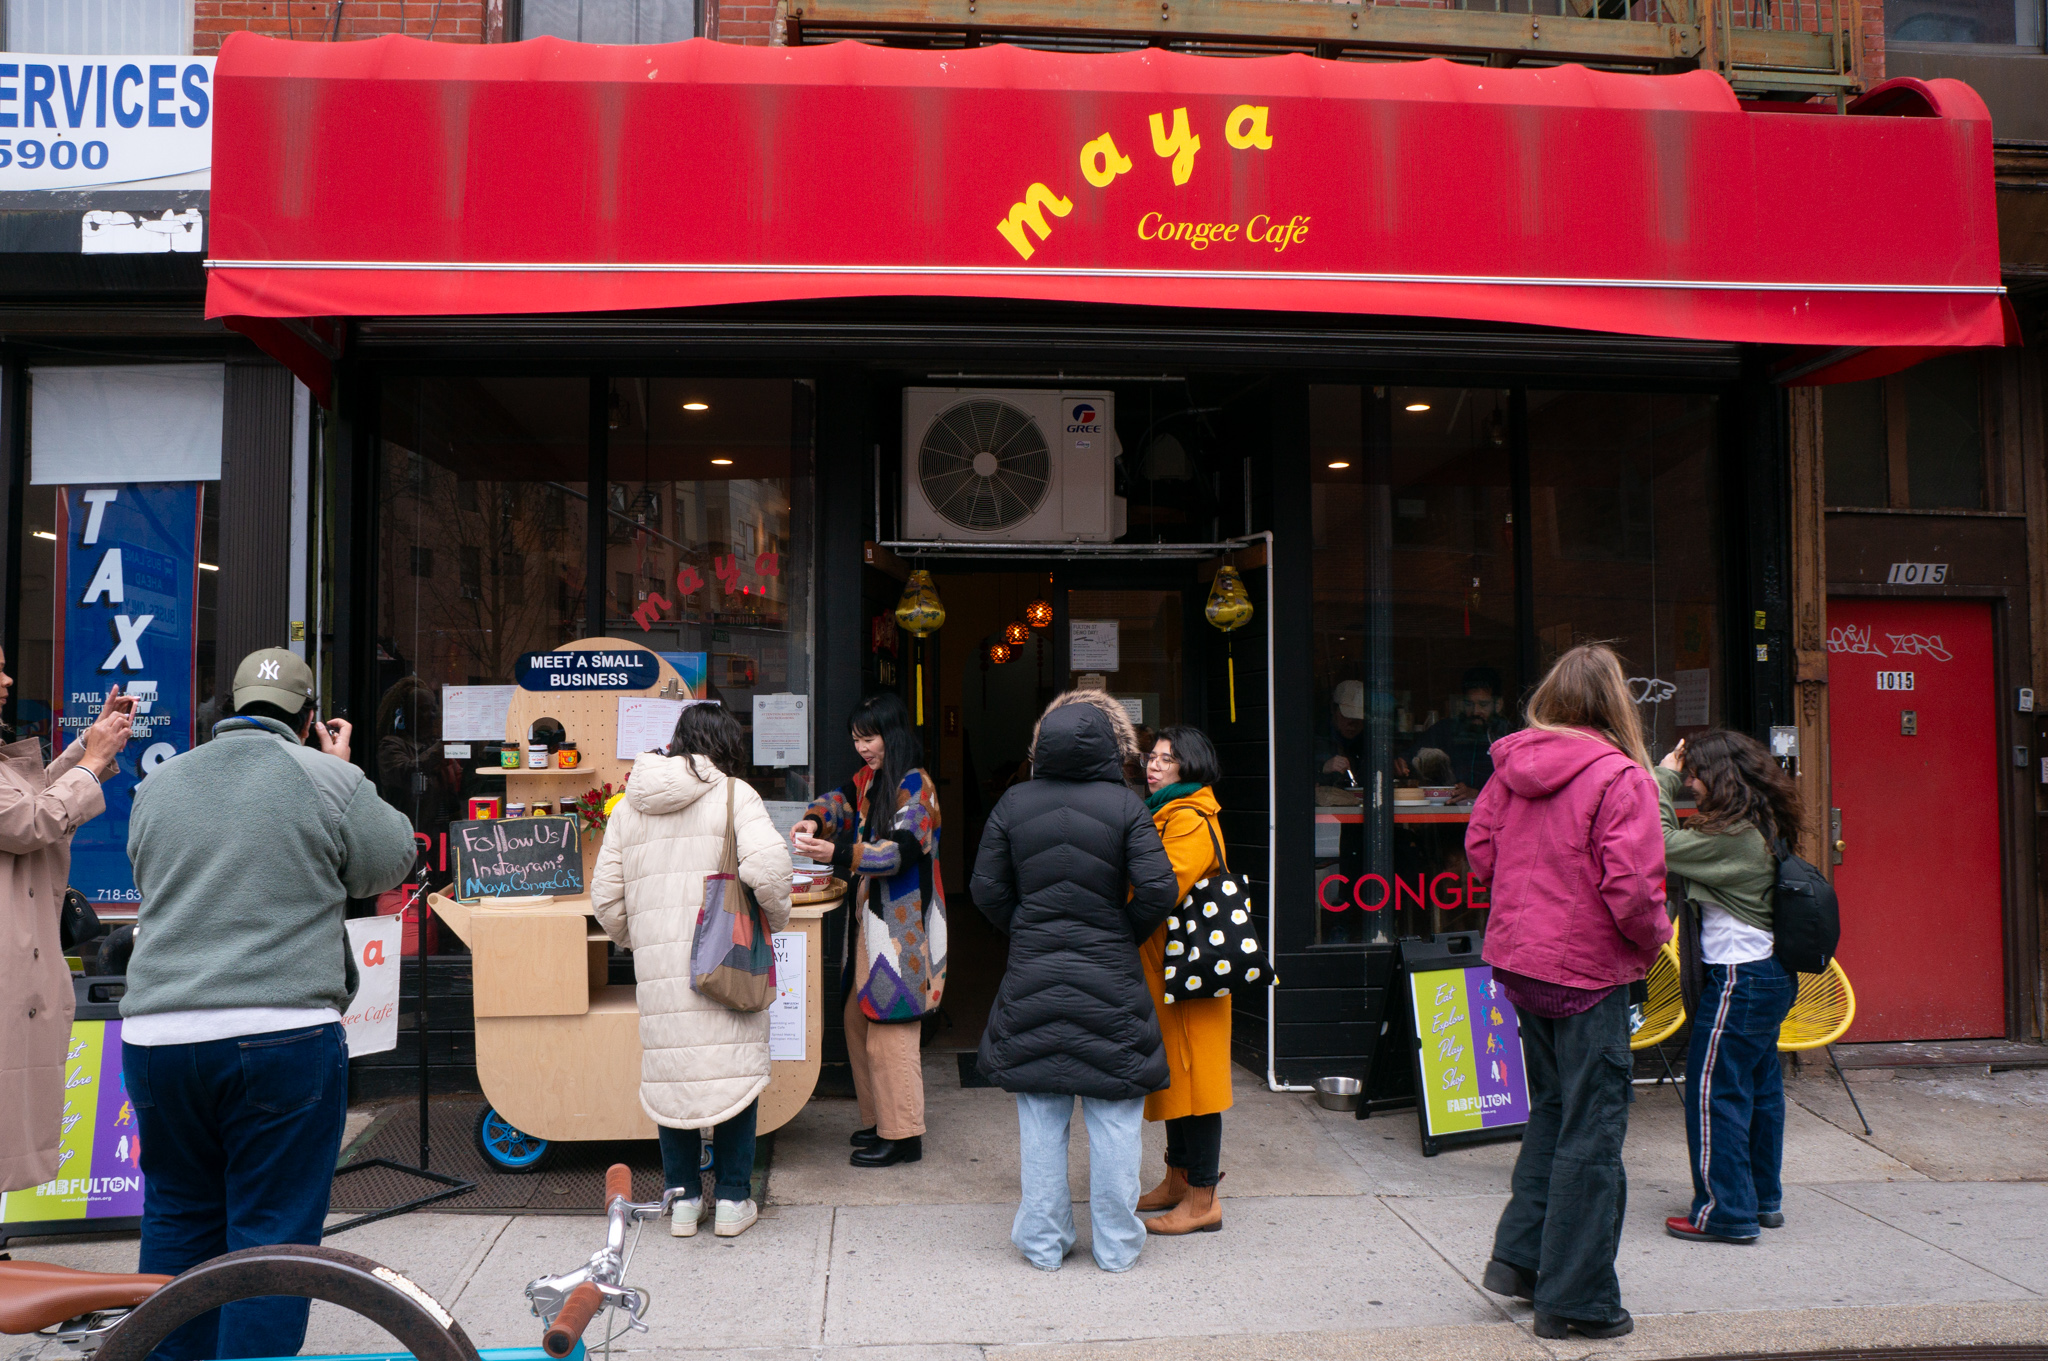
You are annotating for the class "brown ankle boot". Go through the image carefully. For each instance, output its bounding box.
[1137,1165,1188,1213]
[1145,1181,1222,1235]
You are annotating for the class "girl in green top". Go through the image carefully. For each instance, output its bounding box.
[1654,730,1805,1247]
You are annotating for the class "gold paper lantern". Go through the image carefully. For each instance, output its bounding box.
[894,569,946,637]
[1005,620,1031,646]
[988,642,1013,665]
[894,569,946,725]
[1205,565,1255,723]
[1025,598,1053,628]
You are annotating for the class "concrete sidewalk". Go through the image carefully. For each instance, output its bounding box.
[9,1059,2048,1361]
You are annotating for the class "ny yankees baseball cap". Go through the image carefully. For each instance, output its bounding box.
[232,647,316,713]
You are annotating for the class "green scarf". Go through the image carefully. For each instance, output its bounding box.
[1146,781,1203,812]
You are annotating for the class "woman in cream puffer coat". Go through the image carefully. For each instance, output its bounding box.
[592,704,792,1238]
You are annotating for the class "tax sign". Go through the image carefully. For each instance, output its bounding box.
[0,56,212,190]
[55,485,200,902]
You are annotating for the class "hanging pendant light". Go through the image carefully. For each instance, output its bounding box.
[1204,564,1255,723]
[1024,598,1053,629]
[988,641,1013,665]
[1005,620,1031,646]
[894,569,946,726]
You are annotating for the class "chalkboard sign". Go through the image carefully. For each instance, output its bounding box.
[450,816,584,899]
[1403,931,1530,1157]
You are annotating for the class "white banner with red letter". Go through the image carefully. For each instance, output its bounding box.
[342,916,404,1057]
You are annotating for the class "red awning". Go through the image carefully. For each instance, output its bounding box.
[204,34,2010,399]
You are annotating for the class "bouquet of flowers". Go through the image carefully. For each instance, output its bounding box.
[574,782,620,837]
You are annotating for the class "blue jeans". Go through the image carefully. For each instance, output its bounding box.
[657,1100,758,1204]
[1013,1093,1145,1273]
[124,1023,349,1361]
[1684,957,1797,1239]
[1492,989,1633,1325]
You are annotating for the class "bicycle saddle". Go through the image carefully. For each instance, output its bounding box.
[0,1261,171,1334]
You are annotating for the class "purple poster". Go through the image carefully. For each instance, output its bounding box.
[1411,963,1530,1138]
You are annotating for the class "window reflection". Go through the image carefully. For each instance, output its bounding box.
[602,378,816,804]
[376,376,590,893]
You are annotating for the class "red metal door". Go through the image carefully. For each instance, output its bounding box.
[1827,599,2004,1040]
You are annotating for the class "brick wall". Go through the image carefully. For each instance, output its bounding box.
[194,0,496,54]
[711,0,786,43]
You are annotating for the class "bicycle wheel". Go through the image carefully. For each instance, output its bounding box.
[475,1106,554,1173]
[95,1244,481,1361]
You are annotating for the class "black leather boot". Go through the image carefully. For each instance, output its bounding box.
[850,1135,922,1167]
[849,1126,881,1148]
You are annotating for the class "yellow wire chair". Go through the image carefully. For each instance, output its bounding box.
[1778,958,1870,1134]
[1629,941,1686,1086]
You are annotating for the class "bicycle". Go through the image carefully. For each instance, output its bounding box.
[0,1163,672,1361]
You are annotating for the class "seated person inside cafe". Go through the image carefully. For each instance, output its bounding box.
[1314,679,1367,789]
[1397,665,1513,801]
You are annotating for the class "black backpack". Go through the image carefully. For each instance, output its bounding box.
[1771,840,1841,975]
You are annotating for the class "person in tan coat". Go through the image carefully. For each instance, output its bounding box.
[0,652,132,1193]
[591,703,792,1241]
[1136,724,1233,1236]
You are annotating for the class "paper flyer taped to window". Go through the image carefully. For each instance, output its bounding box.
[1675,669,1710,728]
[769,931,806,1062]
[442,685,516,743]
[1070,620,1120,672]
[753,693,809,768]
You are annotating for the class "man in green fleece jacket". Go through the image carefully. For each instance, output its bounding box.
[122,647,416,1361]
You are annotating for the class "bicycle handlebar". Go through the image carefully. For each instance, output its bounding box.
[542,1283,603,1358]
[604,1164,632,1207]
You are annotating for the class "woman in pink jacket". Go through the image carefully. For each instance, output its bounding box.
[1465,642,1671,1341]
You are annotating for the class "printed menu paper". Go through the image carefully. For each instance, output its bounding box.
[1675,669,1710,728]
[616,696,687,760]
[442,685,517,742]
[769,931,807,1062]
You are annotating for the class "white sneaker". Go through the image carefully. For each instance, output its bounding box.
[670,1196,706,1237]
[713,1198,758,1238]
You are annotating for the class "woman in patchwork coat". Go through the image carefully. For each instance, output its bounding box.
[792,691,945,1170]
[592,702,792,1240]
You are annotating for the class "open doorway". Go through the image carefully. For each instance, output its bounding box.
[921,565,1206,1051]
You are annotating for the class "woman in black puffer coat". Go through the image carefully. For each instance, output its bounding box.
[973,695,1179,1274]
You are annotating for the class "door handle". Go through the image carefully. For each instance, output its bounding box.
[1830,807,1844,866]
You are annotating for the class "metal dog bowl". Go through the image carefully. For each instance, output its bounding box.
[1313,1076,1362,1111]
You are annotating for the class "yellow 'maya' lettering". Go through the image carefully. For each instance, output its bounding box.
[1080,132,1134,189]
[1227,104,1274,150]
[996,183,1074,260]
[1148,107,1201,186]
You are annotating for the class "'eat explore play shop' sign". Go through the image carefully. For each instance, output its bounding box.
[451,816,583,899]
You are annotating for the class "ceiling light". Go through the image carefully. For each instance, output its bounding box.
[683,401,709,411]
[1327,461,1351,470]
[199,562,219,572]
[988,642,1013,665]
[31,529,56,541]
[1025,598,1053,628]
[710,457,733,466]
[1005,621,1031,645]
[1404,402,1431,413]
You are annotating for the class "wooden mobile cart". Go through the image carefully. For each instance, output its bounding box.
[429,638,840,1171]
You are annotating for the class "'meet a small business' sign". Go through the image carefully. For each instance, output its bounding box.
[516,648,659,691]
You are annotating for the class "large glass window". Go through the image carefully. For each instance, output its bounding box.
[1528,391,1723,761]
[1822,358,1987,510]
[1888,0,2043,43]
[375,377,590,855]
[1308,385,1721,950]
[521,0,695,41]
[601,377,816,806]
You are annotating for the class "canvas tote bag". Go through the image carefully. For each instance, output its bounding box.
[689,777,778,1012]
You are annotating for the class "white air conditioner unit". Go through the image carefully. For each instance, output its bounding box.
[901,388,1123,543]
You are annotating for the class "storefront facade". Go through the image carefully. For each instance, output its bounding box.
[178,31,2024,1088]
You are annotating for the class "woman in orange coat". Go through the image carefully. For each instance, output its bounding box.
[1136,724,1232,1235]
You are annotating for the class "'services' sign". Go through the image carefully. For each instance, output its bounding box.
[451,816,584,899]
